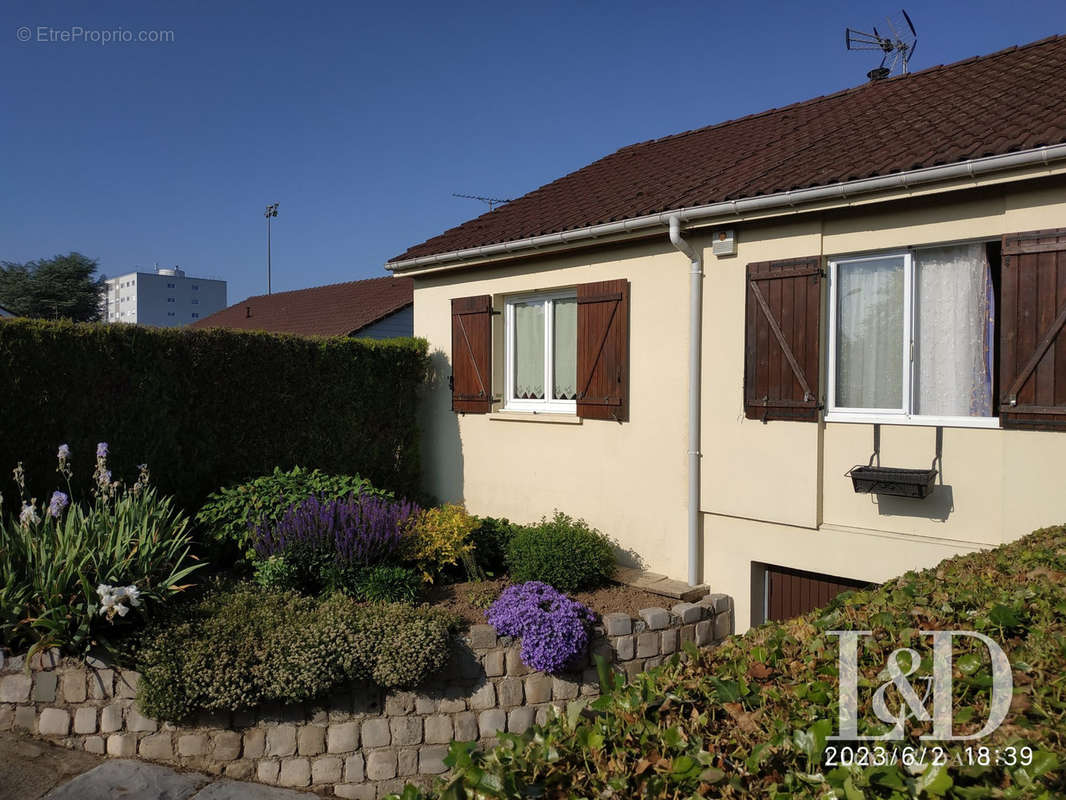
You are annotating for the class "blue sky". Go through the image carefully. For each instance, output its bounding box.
[2,1,1062,304]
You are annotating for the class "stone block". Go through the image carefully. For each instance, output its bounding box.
[623,659,645,680]
[344,753,364,783]
[100,703,124,733]
[505,646,530,676]
[178,733,207,757]
[88,668,113,700]
[524,674,552,704]
[661,628,678,655]
[423,715,453,744]
[469,624,498,650]
[312,755,343,784]
[390,715,422,746]
[497,678,523,707]
[335,785,375,800]
[257,760,280,784]
[552,675,580,700]
[507,706,535,734]
[695,619,713,646]
[266,724,297,757]
[33,672,58,702]
[468,681,496,710]
[672,602,703,624]
[107,733,137,757]
[0,704,14,731]
[611,635,635,661]
[14,705,35,731]
[29,648,59,670]
[398,748,418,776]
[224,761,253,781]
[482,649,505,677]
[38,707,70,736]
[115,670,140,699]
[714,612,732,641]
[139,732,174,761]
[127,707,158,733]
[636,631,659,659]
[278,757,311,787]
[438,686,466,713]
[243,728,266,759]
[453,711,478,741]
[352,686,382,715]
[0,674,31,703]
[213,730,242,761]
[60,671,86,703]
[84,736,105,754]
[361,717,390,748]
[414,693,439,714]
[646,656,665,669]
[366,749,397,781]
[478,709,506,738]
[419,745,450,775]
[679,624,695,646]
[602,612,632,636]
[705,593,732,615]
[638,607,670,630]
[385,690,415,716]
[326,722,357,754]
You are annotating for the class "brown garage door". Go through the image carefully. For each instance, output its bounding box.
[764,565,871,622]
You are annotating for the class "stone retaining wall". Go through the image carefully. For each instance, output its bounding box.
[0,593,733,798]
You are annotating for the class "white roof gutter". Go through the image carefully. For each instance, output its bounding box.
[387,143,1066,273]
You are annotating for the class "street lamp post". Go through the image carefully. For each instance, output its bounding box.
[264,203,279,294]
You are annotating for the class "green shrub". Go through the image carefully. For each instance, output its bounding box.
[505,512,615,593]
[394,526,1066,800]
[198,467,392,559]
[0,319,427,519]
[469,516,517,578]
[135,583,452,720]
[0,445,204,657]
[404,504,478,583]
[352,565,421,604]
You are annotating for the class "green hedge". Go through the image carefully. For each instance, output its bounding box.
[0,319,427,514]
[397,525,1066,799]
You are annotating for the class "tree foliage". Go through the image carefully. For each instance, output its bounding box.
[0,252,104,322]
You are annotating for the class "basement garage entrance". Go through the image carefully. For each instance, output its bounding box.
[763,564,871,622]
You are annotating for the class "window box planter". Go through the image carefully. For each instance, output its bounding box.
[846,465,937,499]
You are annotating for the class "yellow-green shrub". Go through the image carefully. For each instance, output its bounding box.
[404,504,478,582]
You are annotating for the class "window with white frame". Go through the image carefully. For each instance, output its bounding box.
[504,290,578,413]
[827,242,997,426]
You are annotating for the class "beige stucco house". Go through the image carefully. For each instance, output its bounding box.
[388,36,1066,631]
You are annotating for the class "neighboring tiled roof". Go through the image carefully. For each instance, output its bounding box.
[392,36,1066,263]
[189,276,412,337]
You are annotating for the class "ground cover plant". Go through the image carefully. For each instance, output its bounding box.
[0,443,204,658]
[134,582,456,720]
[487,581,595,673]
[391,525,1066,799]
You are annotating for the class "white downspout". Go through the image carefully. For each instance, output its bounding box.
[668,215,702,586]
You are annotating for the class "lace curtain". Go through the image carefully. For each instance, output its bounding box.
[552,298,577,400]
[836,256,905,409]
[513,302,545,399]
[914,244,994,417]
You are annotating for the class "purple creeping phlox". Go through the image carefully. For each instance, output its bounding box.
[253,492,419,567]
[487,581,595,673]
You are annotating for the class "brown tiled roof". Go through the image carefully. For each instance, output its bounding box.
[189,276,412,337]
[392,36,1066,263]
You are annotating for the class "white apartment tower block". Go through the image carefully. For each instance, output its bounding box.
[102,267,227,327]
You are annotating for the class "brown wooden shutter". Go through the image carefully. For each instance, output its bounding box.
[450,295,493,414]
[1000,228,1066,430]
[576,279,629,421]
[744,256,822,422]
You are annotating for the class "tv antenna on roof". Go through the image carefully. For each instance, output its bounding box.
[452,193,513,212]
[846,9,918,80]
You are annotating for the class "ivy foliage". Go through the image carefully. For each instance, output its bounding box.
[0,319,427,517]
[389,525,1066,799]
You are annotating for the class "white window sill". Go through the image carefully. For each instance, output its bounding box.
[490,410,582,425]
[825,413,1000,430]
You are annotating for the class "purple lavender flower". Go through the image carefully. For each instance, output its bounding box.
[253,491,419,568]
[48,491,69,518]
[57,444,71,462]
[486,582,595,673]
[96,442,109,460]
